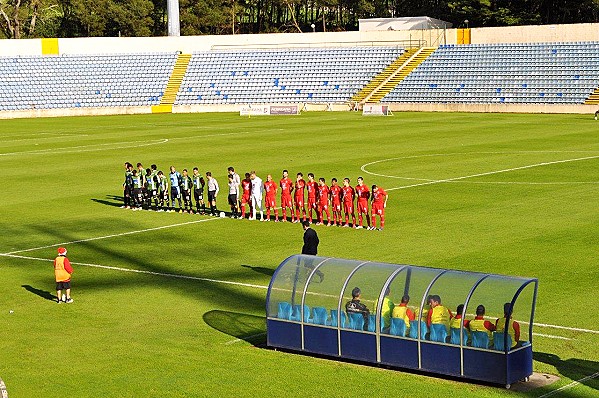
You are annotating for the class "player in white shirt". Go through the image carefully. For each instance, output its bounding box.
[250,171,264,221]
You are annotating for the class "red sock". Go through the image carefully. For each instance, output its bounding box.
[241,206,245,218]
[266,208,271,218]
[275,209,279,220]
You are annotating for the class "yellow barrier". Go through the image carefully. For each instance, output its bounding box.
[41,38,59,55]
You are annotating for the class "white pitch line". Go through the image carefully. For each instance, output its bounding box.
[2,217,222,255]
[378,154,599,191]
[2,252,598,338]
[537,371,599,398]
[0,138,169,157]
[0,253,268,290]
[532,333,572,341]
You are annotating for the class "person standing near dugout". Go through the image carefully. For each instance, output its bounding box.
[54,247,73,304]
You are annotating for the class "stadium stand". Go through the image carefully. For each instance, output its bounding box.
[0,53,177,111]
[382,42,599,104]
[175,47,405,105]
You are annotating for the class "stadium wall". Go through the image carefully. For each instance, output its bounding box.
[3,23,599,57]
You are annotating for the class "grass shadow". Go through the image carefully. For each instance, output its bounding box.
[241,264,275,277]
[533,352,599,396]
[203,309,266,346]
[91,195,123,208]
[22,284,56,301]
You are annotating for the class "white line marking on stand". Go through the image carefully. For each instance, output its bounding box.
[2,217,221,255]
[2,252,598,337]
[537,371,599,398]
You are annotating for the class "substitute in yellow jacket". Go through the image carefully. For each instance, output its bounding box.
[54,247,73,304]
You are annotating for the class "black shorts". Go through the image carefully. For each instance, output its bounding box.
[228,194,237,206]
[56,281,71,290]
[194,189,204,201]
[171,187,180,199]
[183,189,192,201]
[208,190,216,203]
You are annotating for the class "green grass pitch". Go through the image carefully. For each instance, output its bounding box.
[0,112,597,397]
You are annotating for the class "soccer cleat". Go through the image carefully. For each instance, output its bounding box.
[343,224,350,228]
[355,226,363,229]
[179,209,183,214]
[65,298,73,303]
[57,299,62,304]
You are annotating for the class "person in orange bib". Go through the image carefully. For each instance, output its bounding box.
[54,247,73,304]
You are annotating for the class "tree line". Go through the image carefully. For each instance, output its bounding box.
[2,0,599,39]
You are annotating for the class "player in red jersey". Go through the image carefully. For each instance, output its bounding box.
[279,169,294,222]
[306,173,319,223]
[329,178,342,226]
[239,172,253,219]
[370,184,388,230]
[294,172,306,222]
[316,178,331,225]
[341,178,356,227]
[264,174,279,221]
[355,176,370,229]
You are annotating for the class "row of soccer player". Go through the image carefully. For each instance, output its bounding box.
[122,163,389,229]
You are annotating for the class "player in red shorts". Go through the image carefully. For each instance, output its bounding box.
[316,177,331,225]
[370,184,388,230]
[355,176,370,229]
[341,178,356,227]
[264,174,279,221]
[306,173,319,223]
[239,172,253,219]
[329,178,342,226]
[279,169,294,222]
[294,172,306,222]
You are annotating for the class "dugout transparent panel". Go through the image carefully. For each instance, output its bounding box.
[425,271,487,328]
[341,262,400,331]
[399,267,445,324]
[465,275,537,347]
[267,255,325,318]
[302,257,367,323]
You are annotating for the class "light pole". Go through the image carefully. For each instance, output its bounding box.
[311,23,315,33]
[464,19,469,29]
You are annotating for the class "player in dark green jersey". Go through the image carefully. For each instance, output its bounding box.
[157,170,169,211]
[145,168,160,210]
[122,162,134,209]
[180,169,193,214]
[192,167,206,215]
[131,169,144,210]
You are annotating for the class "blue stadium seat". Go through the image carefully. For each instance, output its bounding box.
[290,304,312,323]
[471,331,490,349]
[493,332,512,351]
[277,302,292,320]
[348,313,365,331]
[330,309,347,328]
[408,320,428,339]
[429,324,448,343]
[450,327,468,345]
[312,306,329,325]
[390,318,406,337]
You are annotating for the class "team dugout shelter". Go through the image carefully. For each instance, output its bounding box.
[266,255,538,388]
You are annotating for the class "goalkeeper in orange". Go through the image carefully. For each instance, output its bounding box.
[54,247,74,303]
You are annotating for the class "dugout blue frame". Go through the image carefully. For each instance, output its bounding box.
[266,255,538,388]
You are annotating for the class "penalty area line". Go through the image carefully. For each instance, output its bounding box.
[2,253,598,337]
[2,217,222,255]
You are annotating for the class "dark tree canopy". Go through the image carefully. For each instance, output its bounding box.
[1,0,599,39]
